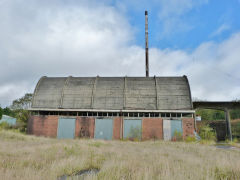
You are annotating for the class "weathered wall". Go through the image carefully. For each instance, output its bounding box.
[28,116,58,137]
[75,117,95,138]
[28,116,195,140]
[182,118,195,139]
[142,118,163,140]
[113,117,122,140]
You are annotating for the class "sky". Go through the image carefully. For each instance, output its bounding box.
[0,0,240,107]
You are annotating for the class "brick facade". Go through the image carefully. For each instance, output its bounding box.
[28,116,58,137]
[113,117,122,139]
[75,117,95,138]
[28,116,195,140]
[182,118,195,139]
[142,118,163,140]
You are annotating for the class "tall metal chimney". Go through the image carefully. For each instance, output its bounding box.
[145,11,149,77]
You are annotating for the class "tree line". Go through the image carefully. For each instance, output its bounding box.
[196,109,240,121]
[0,93,32,132]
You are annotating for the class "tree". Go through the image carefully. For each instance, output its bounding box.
[231,109,240,119]
[15,109,30,132]
[11,93,32,110]
[7,93,33,132]
[0,106,2,120]
[196,109,225,121]
[2,107,15,117]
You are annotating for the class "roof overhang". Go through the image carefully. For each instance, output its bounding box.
[29,108,195,113]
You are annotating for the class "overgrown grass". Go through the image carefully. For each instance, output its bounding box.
[0,130,240,180]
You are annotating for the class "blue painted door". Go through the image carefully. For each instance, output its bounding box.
[123,119,142,139]
[171,120,183,138]
[57,118,76,139]
[94,118,113,140]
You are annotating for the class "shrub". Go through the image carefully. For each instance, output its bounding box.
[127,126,142,141]
[233,138,239,143]
[0,122,11,130]
[15,109,30,133]
[172,130,183,141]
[199,125,216,141]
[185,136,197,142]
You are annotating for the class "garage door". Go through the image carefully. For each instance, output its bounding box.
[124,119,142,139]
[163,120,171,140]
[163,119,183,140]
[171,120,183,137]
[57,118,76,139]
[94,118,113,140]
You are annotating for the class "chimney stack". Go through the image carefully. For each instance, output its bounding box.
[145,11,149,77]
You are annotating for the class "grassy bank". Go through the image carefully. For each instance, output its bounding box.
[0,130,240,180]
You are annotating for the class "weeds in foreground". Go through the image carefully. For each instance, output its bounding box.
[0,130,239,180]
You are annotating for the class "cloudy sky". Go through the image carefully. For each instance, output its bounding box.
[0,0,240,107]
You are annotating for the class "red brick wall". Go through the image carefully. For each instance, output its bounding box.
[75,117,95,138]
[142,118,163,140]
[27,115,195,140]
[182,118,195,139]
[113,117,122,140]
[28,116,58,137]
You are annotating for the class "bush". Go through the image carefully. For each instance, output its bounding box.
[233,138,239,143]
[199,125,216,141]
[172,130,183,141]
[127,126,142,141]
[185,136,197,142]
[15,109,29,133]
[0,122,11,130]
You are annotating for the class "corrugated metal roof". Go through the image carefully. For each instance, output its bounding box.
[31,76,193,110]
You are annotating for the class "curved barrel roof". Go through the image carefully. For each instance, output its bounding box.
[31,76,193,110]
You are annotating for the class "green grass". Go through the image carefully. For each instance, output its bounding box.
[0,130,240,180]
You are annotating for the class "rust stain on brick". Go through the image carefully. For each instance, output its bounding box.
[75,117,95,138]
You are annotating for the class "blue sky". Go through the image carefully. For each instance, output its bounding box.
[0,0,240,106]
[115,0,240,50]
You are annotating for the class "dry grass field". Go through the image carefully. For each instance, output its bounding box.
[0,130,240,180]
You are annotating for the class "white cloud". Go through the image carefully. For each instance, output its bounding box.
[210,24,231,37]
[148,33,240,101]
[0,0,239,107]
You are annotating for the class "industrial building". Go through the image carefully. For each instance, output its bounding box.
[27,76,195,140]
[27,11,195,140]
